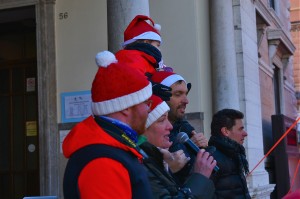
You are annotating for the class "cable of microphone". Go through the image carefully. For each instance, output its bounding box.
[176,132,219,172]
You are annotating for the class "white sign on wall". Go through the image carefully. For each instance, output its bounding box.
[61,90,92,123]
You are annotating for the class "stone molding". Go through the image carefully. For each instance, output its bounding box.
[184,112,204,121]
[255,0,284,28]
[291,22,300,31]
[268,29,295,54]
[273,54,283,68]
[259,59,274,77]
[255,0,272,26]
[0,0,38,8]
[284,80,296,94]
[267,28,296,56]
[35,0,58,195]
[249,184,276,198]
[257,23,267,49]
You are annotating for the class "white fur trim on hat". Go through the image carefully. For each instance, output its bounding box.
[160,74,186,87]
[92,83,152,115]
[122,31,162,47]
[146,101,170,128]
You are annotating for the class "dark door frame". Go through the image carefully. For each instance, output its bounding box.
[0,0,58,196]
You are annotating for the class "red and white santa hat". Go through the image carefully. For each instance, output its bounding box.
[151,71,186,87]
[146,95,170,128]
[91,51,152,115]
[122,15,162,47]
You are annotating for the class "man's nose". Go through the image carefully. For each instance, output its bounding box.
[182,95,189,104]
[167,121,173,131]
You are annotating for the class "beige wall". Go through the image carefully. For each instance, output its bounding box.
[55,0,108,122]
[54,0,213,133]
[149,0,213,133]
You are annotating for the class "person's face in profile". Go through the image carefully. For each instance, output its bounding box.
[222,119,248,144]
[129,99,152,135]
[145,40,161,50]
[144,112,173,149]
[167,81,189,123]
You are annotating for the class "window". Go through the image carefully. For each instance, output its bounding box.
[273,66,281,114]
[269,0,275,10]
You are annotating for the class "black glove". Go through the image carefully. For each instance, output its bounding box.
[145,72,153,80]
[152,82,172,101]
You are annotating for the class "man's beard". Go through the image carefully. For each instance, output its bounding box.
[133,122,146,135]
[175,104,186,119]
[130,112,147,135]
[168,105,186,123]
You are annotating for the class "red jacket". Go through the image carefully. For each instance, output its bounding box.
[63,116,144,199]
[283,190,300,199]
[115,49,157,75]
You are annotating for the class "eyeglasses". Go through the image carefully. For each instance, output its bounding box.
[144,99,153,109]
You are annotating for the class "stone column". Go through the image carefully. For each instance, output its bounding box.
[107,0,149,53]
[209,0,240,112]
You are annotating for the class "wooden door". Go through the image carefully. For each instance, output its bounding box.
[0,6,39,199]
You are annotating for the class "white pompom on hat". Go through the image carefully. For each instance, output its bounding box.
[146,95,170,128]
[122,15,162,47]
[91,51,152,115]
[95,50,117,67]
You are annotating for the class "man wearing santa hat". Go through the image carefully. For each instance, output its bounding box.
[63,51,153,199]
[150,71,209,185]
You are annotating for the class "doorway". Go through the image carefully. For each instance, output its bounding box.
[0,6,39,199]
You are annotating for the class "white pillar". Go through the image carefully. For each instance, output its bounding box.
[107,0,149,53]
[210,0,239,112]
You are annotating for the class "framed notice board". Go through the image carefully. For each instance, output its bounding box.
[61,90,92,123]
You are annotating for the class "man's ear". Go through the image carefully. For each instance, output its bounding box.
[221,127,229,137]
[116,108,131,124]
[120,108,130,117]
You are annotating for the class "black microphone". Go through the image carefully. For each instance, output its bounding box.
[176,132,219,172]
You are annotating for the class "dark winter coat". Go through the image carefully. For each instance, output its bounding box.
[140,141,215,199]
[208,135,251,199]
[168,120,197,185]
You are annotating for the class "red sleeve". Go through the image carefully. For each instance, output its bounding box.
[116,50,156,75]
[78,157,132,199]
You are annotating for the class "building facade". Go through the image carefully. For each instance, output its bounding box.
[290,0,300,116]
[291,0,300,114]
[0,0,298,198]
[290,0,300,193]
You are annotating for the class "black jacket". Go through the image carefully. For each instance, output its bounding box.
[208,135,250,199]
[168,120,196,185]
[140,141,215,199]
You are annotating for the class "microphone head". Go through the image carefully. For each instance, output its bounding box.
[176,132,189,143]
